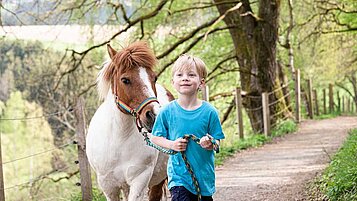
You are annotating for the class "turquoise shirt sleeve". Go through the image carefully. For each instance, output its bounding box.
[207,104,225,140]
[152,106,168,138]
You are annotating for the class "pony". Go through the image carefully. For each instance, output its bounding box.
[86,41,174,201]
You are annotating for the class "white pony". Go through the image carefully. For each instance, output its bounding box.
[86,41,173,201]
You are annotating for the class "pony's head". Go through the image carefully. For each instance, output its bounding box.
[98,41,160,132]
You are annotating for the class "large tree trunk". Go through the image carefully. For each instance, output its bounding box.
[215,0,290,133]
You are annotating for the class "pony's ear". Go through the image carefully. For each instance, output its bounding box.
[107,44,117,59]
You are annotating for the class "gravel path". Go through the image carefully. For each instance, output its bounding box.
[213,116,357,201]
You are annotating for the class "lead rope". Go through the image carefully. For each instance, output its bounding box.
[142,132,219,201]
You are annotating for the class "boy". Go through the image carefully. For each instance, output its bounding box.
[151,54,225,201]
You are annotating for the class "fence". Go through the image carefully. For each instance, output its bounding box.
[0,69,356,200]
[202,69,356,138]
[0,103,87,201]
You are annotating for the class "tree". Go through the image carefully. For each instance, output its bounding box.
[213,0,292,132]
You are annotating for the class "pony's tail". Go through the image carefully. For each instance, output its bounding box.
[97,60,111,100]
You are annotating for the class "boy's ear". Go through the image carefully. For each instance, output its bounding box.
[199,79,206,90]
[200,78,206,85]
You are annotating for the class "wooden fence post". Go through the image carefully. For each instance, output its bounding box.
[0,132,5,201]
[329,84,334,113]
[262,92,271,137]
[75,98,92,201]
[323,89,327,114]
[307,79,314,119]
[313,89,319,116]
[202,85,209,102]
[295,69,301,123]
[235,87,244,139]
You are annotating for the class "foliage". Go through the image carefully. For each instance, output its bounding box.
[271,119,297,137]
[315,129,357,201]
[0,91,79,200]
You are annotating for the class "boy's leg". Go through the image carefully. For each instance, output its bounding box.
[170,186,195,201]
[201,195,213,201]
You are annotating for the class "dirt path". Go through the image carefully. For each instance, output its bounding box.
[213,116,357,201]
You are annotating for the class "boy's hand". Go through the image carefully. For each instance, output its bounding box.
[170,138,188,151]
[200,136,213,150]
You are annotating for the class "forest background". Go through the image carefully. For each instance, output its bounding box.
[0,0,356,200]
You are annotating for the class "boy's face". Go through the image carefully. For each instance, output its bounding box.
[172,67,204,96]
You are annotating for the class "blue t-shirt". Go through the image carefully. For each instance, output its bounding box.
[152,100,225,196]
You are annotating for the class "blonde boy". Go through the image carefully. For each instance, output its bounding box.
[151,54,225,201]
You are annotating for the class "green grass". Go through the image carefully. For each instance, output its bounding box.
[70,187,107,201]
[313,129,357,201]
[215,119,297,165]
[271,119,298,137]
[314,111,341,120]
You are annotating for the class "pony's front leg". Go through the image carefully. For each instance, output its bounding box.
[126,167,154,201]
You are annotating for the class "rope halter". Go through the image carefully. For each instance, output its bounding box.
[115,96,159,131]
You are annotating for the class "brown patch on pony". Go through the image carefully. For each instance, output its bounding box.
[148,178,167,201]
[104,41,157,83]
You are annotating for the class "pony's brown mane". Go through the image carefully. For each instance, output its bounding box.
[104,41,157,82]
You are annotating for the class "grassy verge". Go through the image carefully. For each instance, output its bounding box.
[215,119,297,165]
[309,129,357,201]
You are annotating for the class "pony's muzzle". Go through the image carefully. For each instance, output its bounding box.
[141,110,156,132]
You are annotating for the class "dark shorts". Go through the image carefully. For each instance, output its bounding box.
[170,186,213,201]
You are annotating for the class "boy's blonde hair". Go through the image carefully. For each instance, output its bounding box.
[172,54,208,79]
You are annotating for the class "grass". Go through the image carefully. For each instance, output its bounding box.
[70,188,106,201]
[314,111,341,120]
[311,129,357,201]
[215,119,297,165]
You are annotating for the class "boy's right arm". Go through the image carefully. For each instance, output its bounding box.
[151,136,188,151]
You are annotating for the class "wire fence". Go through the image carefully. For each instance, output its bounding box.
[0,104,94,200]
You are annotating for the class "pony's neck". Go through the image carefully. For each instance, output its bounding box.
[106,91,138,139]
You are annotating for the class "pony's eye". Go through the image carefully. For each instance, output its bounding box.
[121,78,130,84]
[154,76,158,82]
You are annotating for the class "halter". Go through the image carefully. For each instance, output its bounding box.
[115,95,159,131]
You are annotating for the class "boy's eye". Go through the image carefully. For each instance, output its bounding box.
[189,73,196,77]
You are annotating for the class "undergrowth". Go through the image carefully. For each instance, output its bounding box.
[311,129,357,201]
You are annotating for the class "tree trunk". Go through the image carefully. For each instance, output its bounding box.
[215,0,289,132]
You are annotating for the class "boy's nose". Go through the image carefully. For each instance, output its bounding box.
[181,75,189,81]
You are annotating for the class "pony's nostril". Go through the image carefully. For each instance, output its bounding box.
[146,111,156,122]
